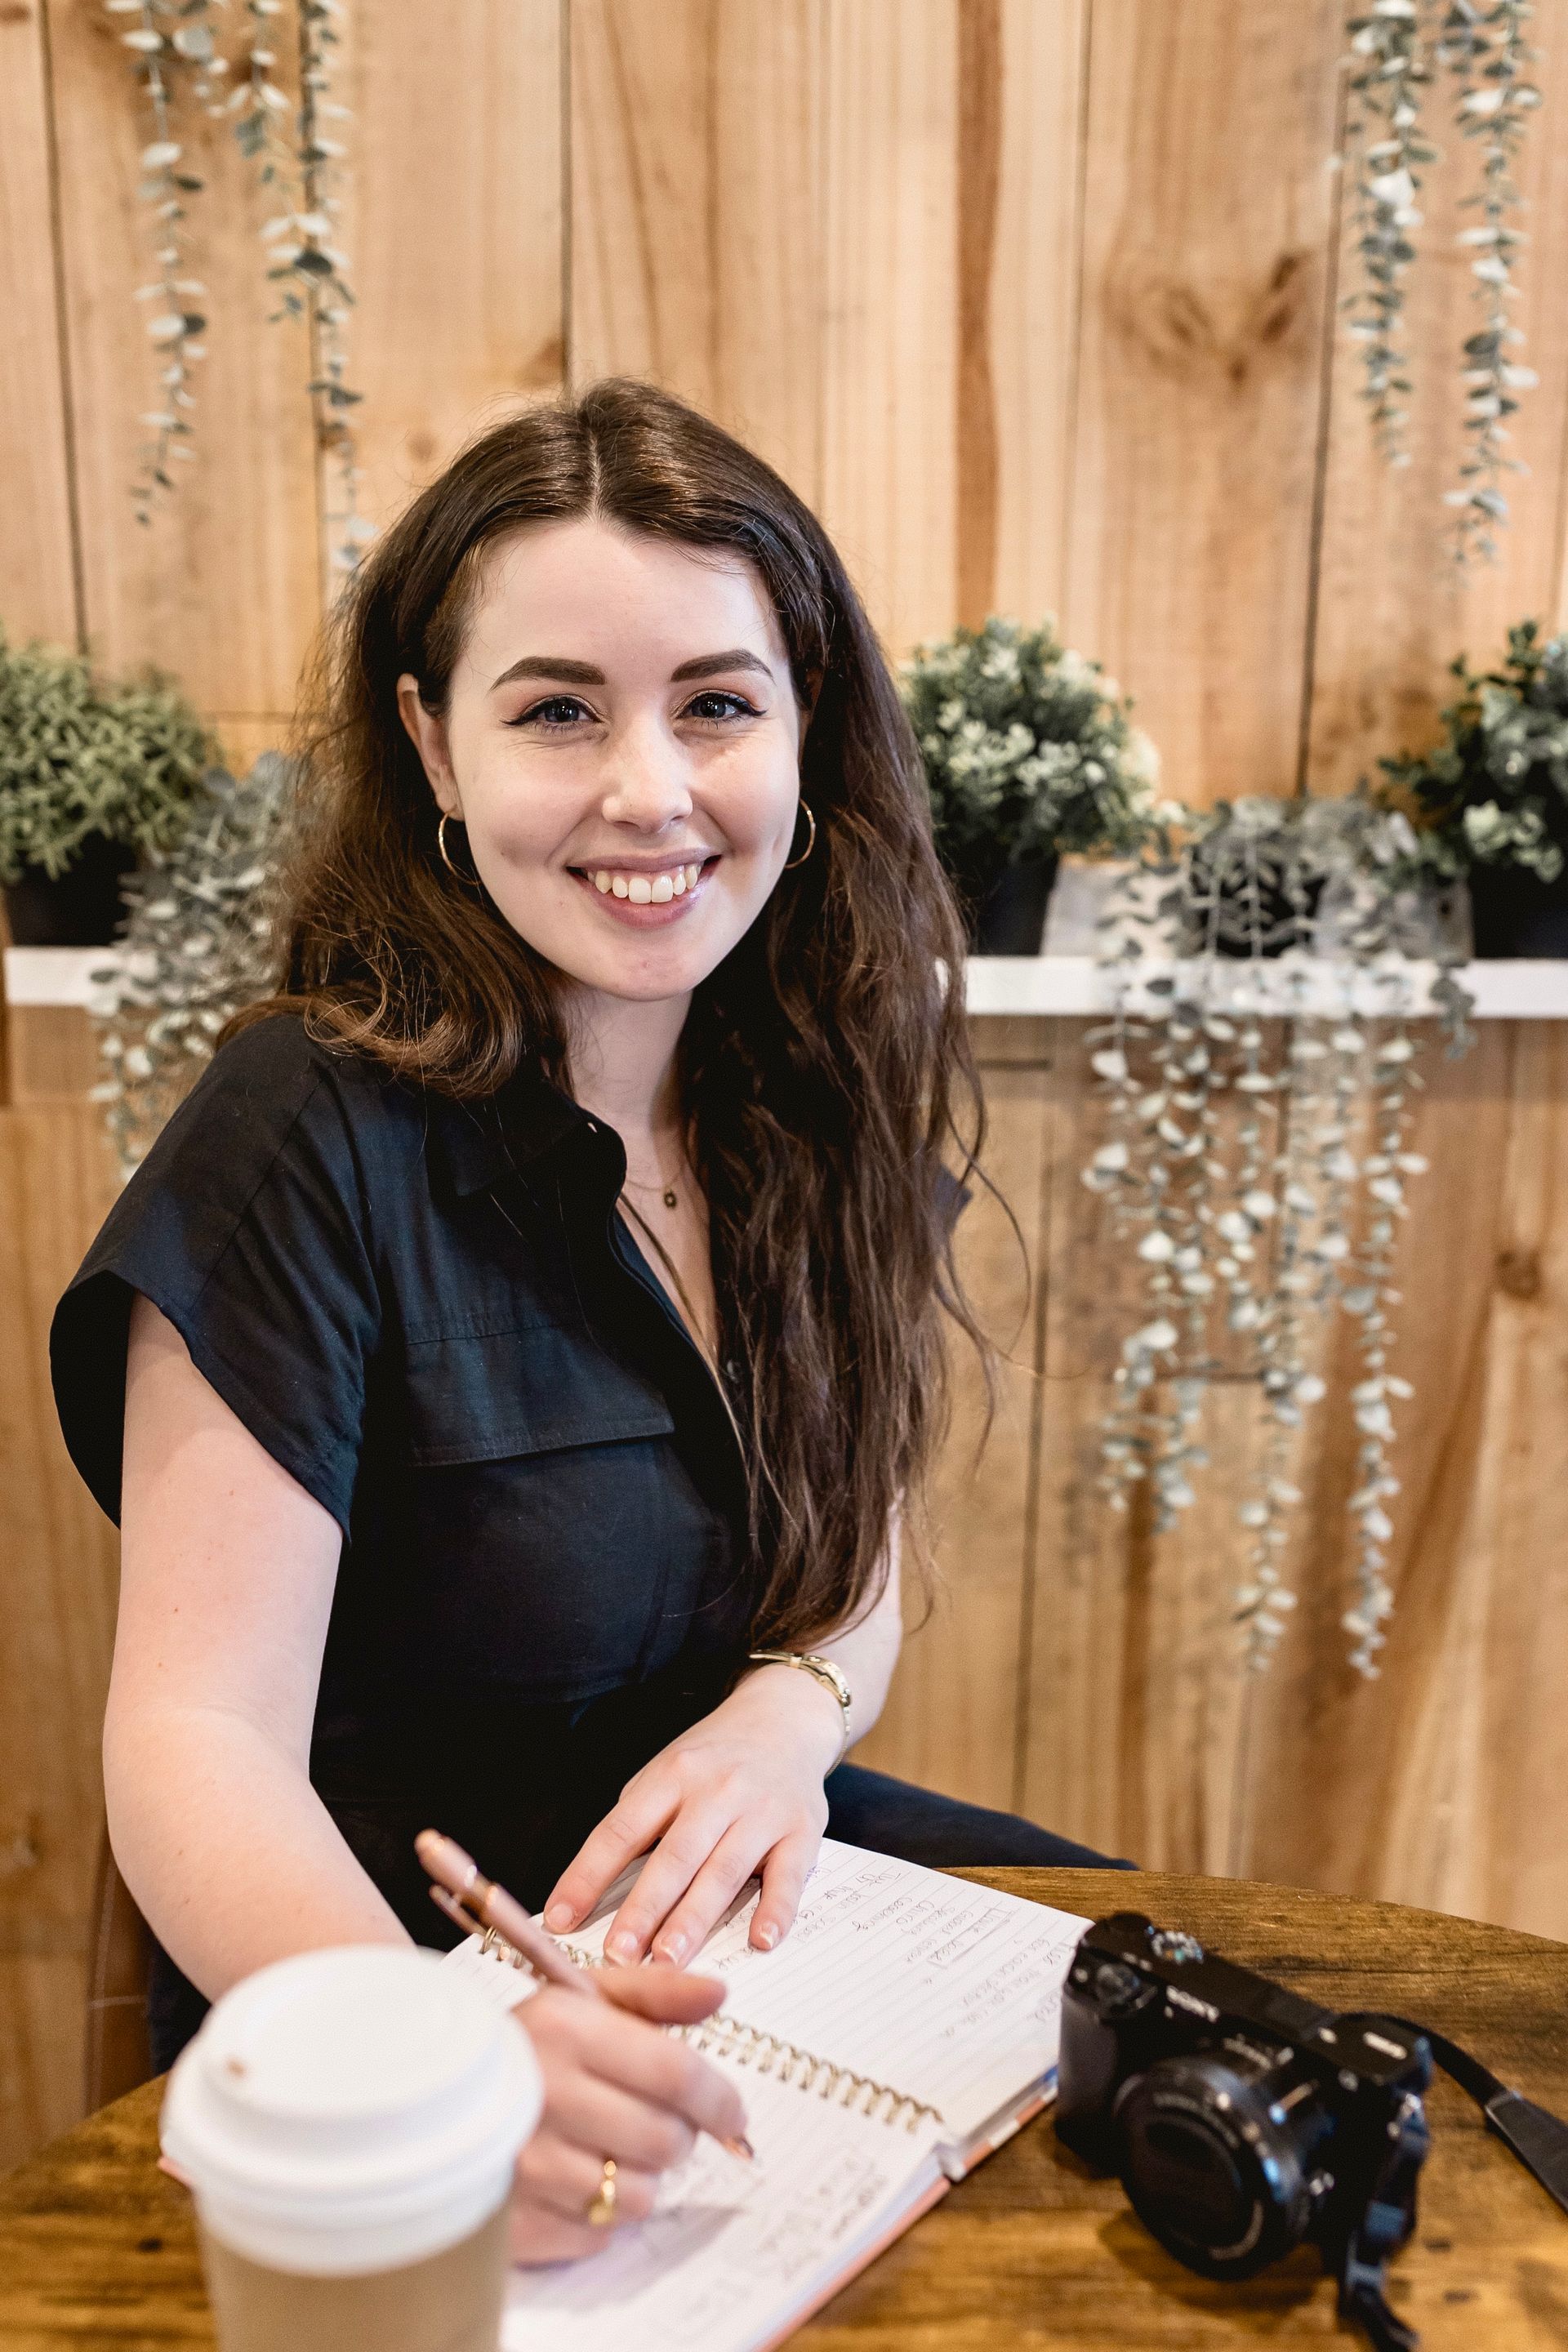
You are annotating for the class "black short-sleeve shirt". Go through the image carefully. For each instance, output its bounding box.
[51,1013,760,1944]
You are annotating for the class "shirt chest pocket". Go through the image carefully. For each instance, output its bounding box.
[396,1325,706,1699]
[403,1322,676,1465]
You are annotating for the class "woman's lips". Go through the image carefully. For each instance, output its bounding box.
[568,855,719,928]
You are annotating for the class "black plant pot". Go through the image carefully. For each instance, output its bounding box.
[1178,852,1325,959]
[961,851,1059,955]
[1467,863,1568,958]
[2,835,137,947]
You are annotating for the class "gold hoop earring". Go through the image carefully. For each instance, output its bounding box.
[783,800,817,871]
[436,813,477,884]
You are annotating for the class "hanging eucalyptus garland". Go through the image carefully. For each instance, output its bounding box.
[1340,1,1543,561]
[1437,0,1542,564]
[112,0,368,567]
[109,0,227,523]
[1082,799,1475,1677]
[89,754,293,1178]
[1341,0,1435,466]
[230,0,368,572]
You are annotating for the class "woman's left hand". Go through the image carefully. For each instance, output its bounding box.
[541,1666,843,1966]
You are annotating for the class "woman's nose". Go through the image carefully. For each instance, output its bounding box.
[597,729,694,833]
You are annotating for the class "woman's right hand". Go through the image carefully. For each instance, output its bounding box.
[508,1963,745,2262]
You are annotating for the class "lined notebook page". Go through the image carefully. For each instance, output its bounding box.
[499,2060,944,2352]
[564,1840,1093,2147]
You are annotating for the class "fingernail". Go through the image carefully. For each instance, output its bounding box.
[656,1931,688,1963]
[544,1903,575,1931]
[607,1930,639,1961]
[754,1922,778,1951]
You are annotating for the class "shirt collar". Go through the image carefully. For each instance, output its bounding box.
[427,1067,617,1199]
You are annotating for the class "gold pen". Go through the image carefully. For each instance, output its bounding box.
[415,1829,755,2163]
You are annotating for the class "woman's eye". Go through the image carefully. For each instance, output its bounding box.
[686,691,760,724]
[512,696,593,730]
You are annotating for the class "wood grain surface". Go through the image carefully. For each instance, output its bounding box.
[343,0,564,536]
[0,1012,119,2176]
[5,1,1568,760]
[0,5,80,649]
[1063,0,1345,804]
[42,0,320,719]
[0,1870,1564,2349]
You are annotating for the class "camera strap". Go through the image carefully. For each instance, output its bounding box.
[1388,2016,1568,2221]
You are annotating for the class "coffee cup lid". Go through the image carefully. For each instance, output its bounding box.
[162,1946,541,2274]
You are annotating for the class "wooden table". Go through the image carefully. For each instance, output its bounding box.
[2,1869,1566,2349]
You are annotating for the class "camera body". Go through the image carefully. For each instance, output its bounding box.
[1057,1913,1432,2349]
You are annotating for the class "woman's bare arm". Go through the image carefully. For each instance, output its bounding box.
[110,1297,750,2261]
[804,1507,905,1746]
[105,1294,410,1998]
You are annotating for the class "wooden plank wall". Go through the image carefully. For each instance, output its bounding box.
[4,0,1568,2167]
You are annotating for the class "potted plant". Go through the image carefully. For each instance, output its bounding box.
[0,630,216,947]
[1153,793,1469,964]
[1084,791,1475,1677]
[1379,620,1568,956]
[900,616,1156,953]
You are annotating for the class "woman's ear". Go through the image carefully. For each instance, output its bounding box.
[396,674,461,817]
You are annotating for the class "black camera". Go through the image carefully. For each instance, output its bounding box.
[1056,1913,1432,2351]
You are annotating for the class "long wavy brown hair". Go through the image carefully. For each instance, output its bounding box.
[236,377,987,1645]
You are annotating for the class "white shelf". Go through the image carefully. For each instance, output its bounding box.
[3,947,115,1007]
[963,954,1568,1020]
[10,944,1568,1020]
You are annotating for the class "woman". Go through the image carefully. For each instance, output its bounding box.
[53,378,1128,2260]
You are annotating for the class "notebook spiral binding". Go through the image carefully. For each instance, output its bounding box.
[474,1925,942,2137]
[674,2011,942,2136]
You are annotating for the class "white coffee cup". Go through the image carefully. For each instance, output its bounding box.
[162,1945,541,2352]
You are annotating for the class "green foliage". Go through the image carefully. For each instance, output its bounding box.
[91,754,294,1176]
[899,616,1157,884]
[1380,618,1568,882]
[0,630,216,886]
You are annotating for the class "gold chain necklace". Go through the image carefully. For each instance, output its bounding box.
[616,1192,747,1458]
[621,1172,681,1211]
[620,1136,688,1213]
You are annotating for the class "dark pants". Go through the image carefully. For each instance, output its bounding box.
[149,1768,1132,2072]
[824,1762,1136,1872]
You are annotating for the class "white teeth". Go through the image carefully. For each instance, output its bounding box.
[590,860,706,902]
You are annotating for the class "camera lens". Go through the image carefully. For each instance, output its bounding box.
[1112,2056,1320,2279]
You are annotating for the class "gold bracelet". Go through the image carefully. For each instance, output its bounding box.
[746,1650,853,1769]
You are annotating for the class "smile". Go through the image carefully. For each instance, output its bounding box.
[568,856,719,926]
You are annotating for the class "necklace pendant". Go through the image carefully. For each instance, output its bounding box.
[662,1187,678,1209]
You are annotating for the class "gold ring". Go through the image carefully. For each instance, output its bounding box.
[586,2157,619,2227]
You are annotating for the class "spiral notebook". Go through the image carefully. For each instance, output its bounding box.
[443,1838,1091,2352]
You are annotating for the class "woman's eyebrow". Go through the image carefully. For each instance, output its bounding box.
[491,654,602,688]
[488,648,773,691]
[670,648,772,684]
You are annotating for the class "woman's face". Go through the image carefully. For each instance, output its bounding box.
[397,516,812,1005]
